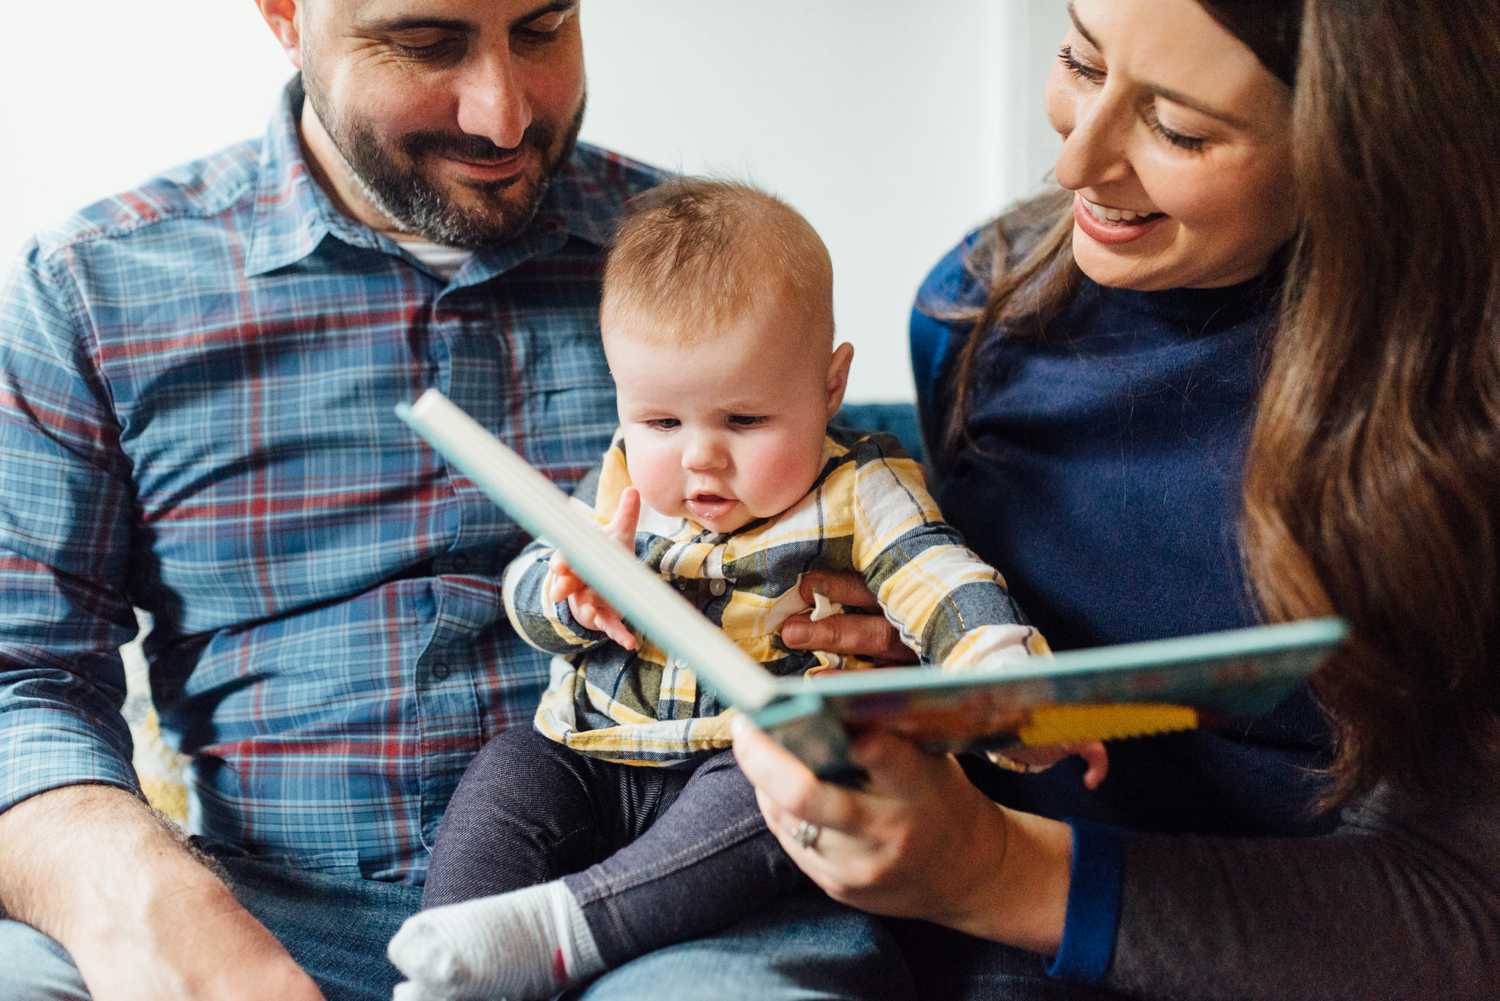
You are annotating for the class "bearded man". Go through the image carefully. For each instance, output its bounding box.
[0,3,906,999]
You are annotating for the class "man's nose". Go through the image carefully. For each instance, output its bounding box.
[454,49,532,150]
[1053,89,1133,192]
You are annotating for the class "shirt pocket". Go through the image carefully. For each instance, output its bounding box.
[525,377,618,489]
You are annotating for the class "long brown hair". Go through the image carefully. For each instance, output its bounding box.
[1244,0,1500,800]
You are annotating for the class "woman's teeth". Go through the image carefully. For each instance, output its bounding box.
[1082,198,1161,224]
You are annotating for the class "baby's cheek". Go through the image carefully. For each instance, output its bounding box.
[628,449,682,513]
[745,439,821,512]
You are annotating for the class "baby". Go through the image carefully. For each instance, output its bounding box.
[388,179,1072,1001]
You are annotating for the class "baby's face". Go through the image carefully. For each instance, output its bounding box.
[604,296,850,534]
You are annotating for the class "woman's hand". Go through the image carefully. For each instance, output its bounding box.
[779,570,918,664]
[548,487,641,650]
[731,717,1074,954]
[997,742,1111,789]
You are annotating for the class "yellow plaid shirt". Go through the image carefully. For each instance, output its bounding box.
[502,427,1047,766]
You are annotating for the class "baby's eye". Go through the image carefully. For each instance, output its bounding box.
[645,418,680,431]
[728,415,767,428]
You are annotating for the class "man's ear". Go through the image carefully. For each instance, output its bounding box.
[257,0,305,70]
[825,342,855,419]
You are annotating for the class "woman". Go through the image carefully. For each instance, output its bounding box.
[734,0,1500,997]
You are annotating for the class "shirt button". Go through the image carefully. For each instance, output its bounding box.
[430,662,451,681]
[450,554,469,572]
[709,580,726,596]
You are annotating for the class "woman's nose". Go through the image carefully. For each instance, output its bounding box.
[1053,90,1133,192]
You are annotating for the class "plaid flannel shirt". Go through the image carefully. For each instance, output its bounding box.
[503,428,1048,766]
[0,77,663,880]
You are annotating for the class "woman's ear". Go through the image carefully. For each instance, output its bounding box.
[825,342,855,419]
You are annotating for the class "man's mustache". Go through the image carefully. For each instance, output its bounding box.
[400,124,553,163]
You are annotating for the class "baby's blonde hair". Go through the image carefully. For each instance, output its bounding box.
[602,178,833,345]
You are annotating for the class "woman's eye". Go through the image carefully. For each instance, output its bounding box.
[1144,107,1208,153]
[1058,44,1105,84]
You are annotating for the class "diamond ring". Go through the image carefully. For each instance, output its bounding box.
[791,819,822,851]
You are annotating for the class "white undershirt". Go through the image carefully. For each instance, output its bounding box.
[397,238,473,281]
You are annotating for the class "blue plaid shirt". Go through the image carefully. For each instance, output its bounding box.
[0,78,662,881]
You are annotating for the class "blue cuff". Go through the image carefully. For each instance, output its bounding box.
[1045,818,1126,985]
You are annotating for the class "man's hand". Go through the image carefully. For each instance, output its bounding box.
[0,785,324,1001]
[779,570,918,664]
[547,486,642,650]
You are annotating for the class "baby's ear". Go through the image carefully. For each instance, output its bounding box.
[826,342,855,418]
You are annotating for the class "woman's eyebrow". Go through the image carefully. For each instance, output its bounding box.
[1067,1,1104,53]
[1151,85,1252,130]
[1067,0,1253,131]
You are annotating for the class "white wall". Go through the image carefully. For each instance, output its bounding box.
[0,2,1066,400]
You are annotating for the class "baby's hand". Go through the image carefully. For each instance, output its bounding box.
[990,740,1110,790]
[548,487,642,651]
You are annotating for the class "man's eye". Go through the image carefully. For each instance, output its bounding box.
[728,415,767,428]
[392,38,461,61]
[516,11,570,43]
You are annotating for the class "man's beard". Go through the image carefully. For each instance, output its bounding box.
[304,75,585,248]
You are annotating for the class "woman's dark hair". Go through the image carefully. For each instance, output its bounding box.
[1243,0,1500,801]
[1195,1,1300,86]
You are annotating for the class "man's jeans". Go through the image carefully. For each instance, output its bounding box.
[0,840,917,1001]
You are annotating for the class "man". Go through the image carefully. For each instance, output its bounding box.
[0,2,910,999]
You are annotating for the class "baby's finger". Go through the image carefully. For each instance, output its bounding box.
[548,554,584,603]
[570,593,600,631]
[598,611,638,651]
[608,487,642,548]
[550,572,585,604]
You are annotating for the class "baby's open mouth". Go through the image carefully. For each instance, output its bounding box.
[685,494,737,519]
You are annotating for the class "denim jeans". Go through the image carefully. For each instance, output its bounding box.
[425,724,807,967]
[0,835,917,1001]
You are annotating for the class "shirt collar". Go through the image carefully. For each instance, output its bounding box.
[243,76,377,277]
[244,76,629,281]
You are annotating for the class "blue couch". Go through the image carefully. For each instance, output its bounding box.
[834,402,923,465]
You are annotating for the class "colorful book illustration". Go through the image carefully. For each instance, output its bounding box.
[396,390,1347,779]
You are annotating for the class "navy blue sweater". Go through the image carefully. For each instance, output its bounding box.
[911,230,1332,839]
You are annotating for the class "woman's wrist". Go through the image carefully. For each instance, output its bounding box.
[935,802,1073,954]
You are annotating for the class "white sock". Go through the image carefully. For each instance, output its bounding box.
[391,981,468,1001]
[388,881,604,1000]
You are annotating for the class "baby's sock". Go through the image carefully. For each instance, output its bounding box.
[388,880,605,1001]
[391,981,466,1001]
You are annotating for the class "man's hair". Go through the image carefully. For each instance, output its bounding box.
[602,178,833,343]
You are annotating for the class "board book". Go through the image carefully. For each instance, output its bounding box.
[396,389,1346,779]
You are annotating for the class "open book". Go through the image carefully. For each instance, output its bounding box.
[397,390,1346,780]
